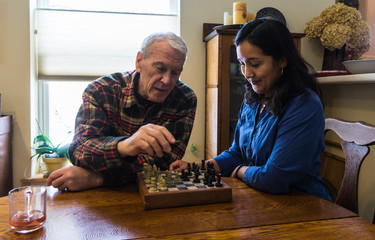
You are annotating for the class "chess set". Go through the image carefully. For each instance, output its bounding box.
[137,161,232,210]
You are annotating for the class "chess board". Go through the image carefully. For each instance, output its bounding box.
[137,171,232,210]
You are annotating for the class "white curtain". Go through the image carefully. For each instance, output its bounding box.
[36,0,178,77]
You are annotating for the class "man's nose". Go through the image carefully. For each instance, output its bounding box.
[161,72,172,85]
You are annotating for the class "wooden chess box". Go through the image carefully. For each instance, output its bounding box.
[137,172,232,210]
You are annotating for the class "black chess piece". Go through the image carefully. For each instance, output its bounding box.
[193,170,200,183]
[203,172,209,185]
[181,169,189,181]
[215,173,223,187]
[187,163,192,176]
[207,177,214,187]
[200,160,206,170]
[195,165,201,175]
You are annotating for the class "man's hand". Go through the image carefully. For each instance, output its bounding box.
[46,166,104,192]
[117,123,175,158]
[169,160,189,171]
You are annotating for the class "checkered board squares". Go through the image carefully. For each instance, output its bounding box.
[137,172,232,210]
[149,181,207,192]
[143,173,215,192]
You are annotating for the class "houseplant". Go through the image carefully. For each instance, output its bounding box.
[31,134,71,174]
[304,3,370,69]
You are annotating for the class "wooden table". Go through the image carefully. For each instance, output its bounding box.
[0,178,374,239]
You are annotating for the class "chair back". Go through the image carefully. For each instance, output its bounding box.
[323,118,375,213]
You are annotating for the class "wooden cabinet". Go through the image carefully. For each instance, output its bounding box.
[203,26,304,159]
[0,115,12,196]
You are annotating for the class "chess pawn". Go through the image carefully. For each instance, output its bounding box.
[157,177,168,191]
[149,177,158,192]
[193,171,200,183]
[215,173,223,187]
[201,160,206,170]
[165,171,173,185]
[174,171,181,182]
[145,177,151,184]
[187,163,192,176]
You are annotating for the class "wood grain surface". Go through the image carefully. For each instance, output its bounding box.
[0,177,372,240]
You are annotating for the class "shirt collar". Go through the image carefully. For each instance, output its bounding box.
[124,71,158,109]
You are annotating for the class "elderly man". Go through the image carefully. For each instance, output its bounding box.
[47,32,197,191]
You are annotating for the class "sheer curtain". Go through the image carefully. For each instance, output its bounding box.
[36,0,179,78]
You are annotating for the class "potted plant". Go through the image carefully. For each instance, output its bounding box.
[31,134,71,174]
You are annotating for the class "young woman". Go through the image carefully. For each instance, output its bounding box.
[170,18,331,201]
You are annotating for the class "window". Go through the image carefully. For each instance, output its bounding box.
[35,0,179,144]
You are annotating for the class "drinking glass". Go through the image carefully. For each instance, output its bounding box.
[8,186,47,234]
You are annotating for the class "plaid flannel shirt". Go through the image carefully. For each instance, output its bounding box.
[69,71,197,185]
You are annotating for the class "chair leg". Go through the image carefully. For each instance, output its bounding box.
[373,210,375,224]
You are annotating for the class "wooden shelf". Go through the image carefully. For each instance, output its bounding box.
[317,73,375,84]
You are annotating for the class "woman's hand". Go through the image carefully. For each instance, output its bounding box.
[169,160,189,171]
[230,165,248,179]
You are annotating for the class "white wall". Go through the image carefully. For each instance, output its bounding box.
[0,0,32,189]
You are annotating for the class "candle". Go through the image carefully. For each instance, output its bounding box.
[224,12,233,25]
[246,12,256,22]
[233,2,247,24]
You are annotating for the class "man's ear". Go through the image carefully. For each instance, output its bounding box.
[135,51,144,72]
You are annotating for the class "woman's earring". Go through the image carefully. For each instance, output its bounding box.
[281,68,284,75]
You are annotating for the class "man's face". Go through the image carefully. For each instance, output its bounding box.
[135,41,186,103]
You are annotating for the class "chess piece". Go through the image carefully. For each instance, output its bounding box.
[157,177,168,191]
[174,171,181,182]
[215,173,223,187]
[181,169,189,181]
[201,160,206,170]
[187,163,192,176]
[165,171,173,186]
[207,177,214,187]
[149,177,158,192]
[193,171,200,183]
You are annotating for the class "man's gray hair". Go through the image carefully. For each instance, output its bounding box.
[140,32,188,58]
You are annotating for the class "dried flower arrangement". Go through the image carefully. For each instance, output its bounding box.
[304,3,370,60]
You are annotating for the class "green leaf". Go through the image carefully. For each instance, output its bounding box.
[56,143,70,158]
[33,135,55,149]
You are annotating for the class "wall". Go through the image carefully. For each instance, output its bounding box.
[0,0,33,190]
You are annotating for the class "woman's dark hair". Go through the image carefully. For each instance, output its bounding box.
[235,18,321,115]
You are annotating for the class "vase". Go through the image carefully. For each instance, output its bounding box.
[321,45,346,71]
[42,157,71,174]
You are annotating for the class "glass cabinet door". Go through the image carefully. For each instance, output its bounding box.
[229,46,245,144]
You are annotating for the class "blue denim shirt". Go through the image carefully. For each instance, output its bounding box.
[215,90,332,201]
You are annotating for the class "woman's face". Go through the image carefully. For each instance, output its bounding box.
[236,41,287,98]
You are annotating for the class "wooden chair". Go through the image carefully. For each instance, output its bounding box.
[322,118,375,214]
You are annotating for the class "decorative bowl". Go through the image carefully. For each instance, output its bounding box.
[343,59,375,74]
